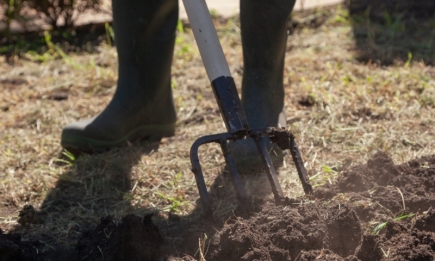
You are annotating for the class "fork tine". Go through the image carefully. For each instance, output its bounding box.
[254,135,284,201]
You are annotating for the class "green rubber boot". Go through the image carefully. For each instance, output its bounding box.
[61,0,178,152]
[232,0,296,170]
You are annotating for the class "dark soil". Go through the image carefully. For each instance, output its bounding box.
[205,152,435,261]
[0,214,161,261]
[1,151,435,261]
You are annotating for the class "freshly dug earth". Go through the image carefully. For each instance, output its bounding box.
[205,152,435,261]
[0,214,162,261]
[1,152,435,260]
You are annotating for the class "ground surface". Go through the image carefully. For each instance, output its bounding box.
[2,152,435,260]
[1,2,435,261]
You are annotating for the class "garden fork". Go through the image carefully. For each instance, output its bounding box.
[183,0,313,217]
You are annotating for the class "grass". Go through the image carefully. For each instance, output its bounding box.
[372,212,415,235]
[0,3,435,252]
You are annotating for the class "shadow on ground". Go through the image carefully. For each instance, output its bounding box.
[346,0,435,65]
[7,143,163,260]
[4,139,274,260]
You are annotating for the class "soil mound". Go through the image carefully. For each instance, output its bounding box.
[76,214,162,261]
[316,151,435,214]
[355,210,435,261]
[206,151,435,261]
[208,202,361,260]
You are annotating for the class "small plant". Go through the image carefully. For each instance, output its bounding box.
[380,247,390,258]
[383,11,404,33]
[25,30,74,65]
[175,19,193,58]
[155,192,189,213]
[62,150,76,162]
[372,212,415,235]
[44,31,67,57]
[209,8,219,19]
[195,233,209,261]
[176,19,184,33]
[175,36,193,59]
[328,5,350,25]
[404,52,412,68]
[168,172,183,188]
[105,22,115,46]
[321,165,337,174]
[222,16,238,34]
[53,149,76,166]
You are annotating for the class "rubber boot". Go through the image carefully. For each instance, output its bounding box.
[232,0,296,171]
[61,0,178,152]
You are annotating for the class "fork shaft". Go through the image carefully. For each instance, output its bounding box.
[211,76,249,134]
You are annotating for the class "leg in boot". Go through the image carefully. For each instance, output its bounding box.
[232,0,296,170]
[61,0,178,152]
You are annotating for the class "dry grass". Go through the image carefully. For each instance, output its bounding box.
[1,4,435,249]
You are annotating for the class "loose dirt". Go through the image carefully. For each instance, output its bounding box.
[1,151,434,260]
[206,154,435,260]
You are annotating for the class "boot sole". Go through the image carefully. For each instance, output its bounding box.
[61,124,175,153]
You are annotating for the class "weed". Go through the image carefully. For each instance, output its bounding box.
[155,192,189,213]
[209,9,219,19]
[175,34,193,59]
[169,172,183,188]
[383,11,404,33]
[321,165,337,174]
[105,23,115,46]
[53,150,76,167]
[178,43,193,57]
[380,247,390,258]
[404,52,412,68]
[24,50,55,63]
[328,5,350,25]
[372,212,415,235]
[309,165,338,187]
[62,150,76,162]
[195,233,209,261]
[177,19,184,33]
[44,31,70,62]
[97,245,104,259]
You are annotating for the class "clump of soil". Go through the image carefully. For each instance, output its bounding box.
[76,214,162,261]
[17,205,42,226]
[0,214,162,261]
